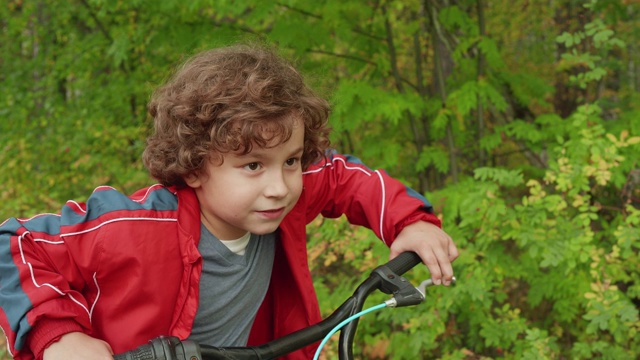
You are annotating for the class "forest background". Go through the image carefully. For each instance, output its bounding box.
[1,0,639,359]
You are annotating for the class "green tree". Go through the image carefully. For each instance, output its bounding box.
[1,0,639,359]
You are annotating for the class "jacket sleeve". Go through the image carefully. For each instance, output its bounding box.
[0,209,94,360]
[302,152,441,246]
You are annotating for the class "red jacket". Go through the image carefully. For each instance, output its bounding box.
[0,154,440,359]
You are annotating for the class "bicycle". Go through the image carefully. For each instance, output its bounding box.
[114,251,455,360]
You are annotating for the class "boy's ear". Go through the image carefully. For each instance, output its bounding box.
[184,172,202,188]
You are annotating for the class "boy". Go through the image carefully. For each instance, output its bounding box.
[0,44,457,360]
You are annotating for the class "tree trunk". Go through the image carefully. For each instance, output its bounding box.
[383,8,432,192]
[426,0,459,184]
[476,0,487,167]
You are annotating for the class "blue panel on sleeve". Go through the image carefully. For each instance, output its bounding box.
[60,186,179,226]
[404,185,434,212]
[0,218,34,350]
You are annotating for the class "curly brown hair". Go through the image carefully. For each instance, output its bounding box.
[143,44,331,187]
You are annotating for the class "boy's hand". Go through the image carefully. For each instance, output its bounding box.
[389,221,458,286]
[43,332,114,360]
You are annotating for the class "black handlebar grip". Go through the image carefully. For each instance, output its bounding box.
[113,344,155,360]
[386,251,422,276]
[113,336,201,360]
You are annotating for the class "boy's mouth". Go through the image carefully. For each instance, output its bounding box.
[256,207,285,220]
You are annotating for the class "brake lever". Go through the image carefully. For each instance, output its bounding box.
[416,276,457,297]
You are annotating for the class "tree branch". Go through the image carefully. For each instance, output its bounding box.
[277,3,386,42]
[306,49,376,65]
[352,26,386,41]
[77,0,112,43]
[277,3,322,19]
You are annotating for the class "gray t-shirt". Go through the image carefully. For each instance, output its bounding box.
[188,224,275,347]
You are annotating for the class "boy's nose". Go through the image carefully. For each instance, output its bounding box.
[264,171,288,198]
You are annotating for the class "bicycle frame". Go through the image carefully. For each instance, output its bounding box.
[114,251,437,360]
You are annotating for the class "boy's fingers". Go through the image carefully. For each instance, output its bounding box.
[430,246,455,286]
[419,249,442,284]
[416,247,453,286]
[448,239,459,261]
[424,233,456,286]
[389,221,458,286]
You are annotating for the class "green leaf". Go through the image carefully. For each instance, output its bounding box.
[556,31,574,46]
[474,167,524,188]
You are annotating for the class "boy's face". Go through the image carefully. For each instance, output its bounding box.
[186,117,305,240]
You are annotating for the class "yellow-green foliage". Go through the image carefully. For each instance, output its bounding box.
[2,0,639,358]
[307,104,640,359]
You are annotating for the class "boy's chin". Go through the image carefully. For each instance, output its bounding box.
[251,228,278,236]
[250,223,283,236]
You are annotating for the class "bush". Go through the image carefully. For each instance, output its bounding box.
[308,104,640,359]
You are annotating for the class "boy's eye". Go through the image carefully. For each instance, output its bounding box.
[285,158,299,166]
[244,162,261,171]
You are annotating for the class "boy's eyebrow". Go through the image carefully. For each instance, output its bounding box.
[288,146,305,156]
[241,146,304,160]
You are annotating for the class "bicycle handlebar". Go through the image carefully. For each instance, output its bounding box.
[114,251,427,360]
[387,251,422,275]
[113,336,200,360]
